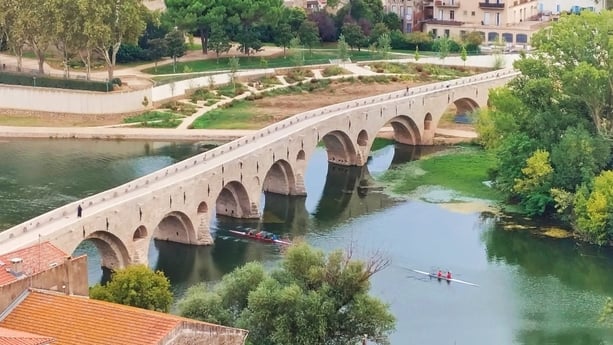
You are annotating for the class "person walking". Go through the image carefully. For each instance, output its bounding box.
[77,205,83,218]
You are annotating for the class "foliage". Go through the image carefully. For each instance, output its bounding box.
[298,20,320,52]
[376,33,392,60]
[601,298,613,324]
[513,149,554,216]
[177,243,395,345]
[166,29,187,73]
[0,71,113,92]
[337,34,349,61]
[322,66,349,77]
[209,24,231,62]
[491,133,538,197]
[308,11,337,42]
[90,264,173,312]
[342,23,367,50]
[573,171,613,244]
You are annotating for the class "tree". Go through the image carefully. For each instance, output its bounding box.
[178,243,395,345]
[298,20,320,53]
[377,32,391,60]
[22,0,56,74]
[342,22,367,51]
[228,56,240,91]
[382,12,402,31]
[601,298,613,324]
[0,0,27,71]
[90,264,173,312]
[209,24,231,63]
[337,34,349,62]
[163,0,225,54]
[529,11,613,138]
[513,149,554,216]
[147,37,168,72]
[435,36,450,61]
[460,45,467,66]
[370,22,389,44]
[228,0,283,55]
[275,23,294,57]
[308,11,337,42]
[289,37,304,67]
[414,45,420,61]
[573,170,613,244]
[49,0,85,78]
[165,29,187,73]
[83,0,147,80]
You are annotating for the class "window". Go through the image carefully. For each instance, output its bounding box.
[406,23,413,32]
[432,29,438,38]
[496,12,500,26]
[471,11,476,16]
[450,10,455,20]
[516,33,528,43]
[444,29,450,37]
[463,10,468,15]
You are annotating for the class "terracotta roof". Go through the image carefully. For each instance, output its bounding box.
[0,327,54,345]
[0,243,67,286]
[0,290,243,345]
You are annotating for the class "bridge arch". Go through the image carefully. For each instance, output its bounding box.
[453,97,480,116]
[84,231,131,270]
[133,225,147,241]
[424,113,433,130]
[197,201,208,214]
[263,159,297,195]
[321,130,359,165]
[216,181,253,218]
[357,130,369,147]
[387,115,421,146]
[154,211,196,244]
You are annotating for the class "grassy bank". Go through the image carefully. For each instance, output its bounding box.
[380,147,500,201]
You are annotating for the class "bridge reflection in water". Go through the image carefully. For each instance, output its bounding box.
[126,143,440,293]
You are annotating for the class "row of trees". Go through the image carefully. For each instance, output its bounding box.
[477,11,613,244]
[0,0,151,80]
[90,244,395,344]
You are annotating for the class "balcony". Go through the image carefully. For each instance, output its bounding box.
[479,1,505,8]
[422,18,465,26]
[435,0,461,7]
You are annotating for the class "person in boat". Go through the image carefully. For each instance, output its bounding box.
[437,270,443,278]
[255,231,263,239]
[247,229,254,236]
[446,271,452,280]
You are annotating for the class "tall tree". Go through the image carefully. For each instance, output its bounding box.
[20,0,55,74]
[165,29,187,73]
[342,22,367,51]
[90,264,173,312]
[0,0,27,71]
[298,20,320,53]
[178,243,395,345]
[227,0,283,55]
[308,11,337,42]
[275,23,294,57]
[529,11,613,138]
[209,24,231,62]
[163,0,225,54]
[83,0,147,80]
[49,0,84,78]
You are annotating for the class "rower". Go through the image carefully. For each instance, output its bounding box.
[437,270,443,278]
[446,271,452,279]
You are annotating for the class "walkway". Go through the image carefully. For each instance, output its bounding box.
[0,52,518,141]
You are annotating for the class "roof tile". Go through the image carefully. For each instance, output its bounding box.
[0,326,54,345]
[0,243,67,286]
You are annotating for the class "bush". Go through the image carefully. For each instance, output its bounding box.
[322,66,348,77]
[0,71,113,92]
[111,78,122,86]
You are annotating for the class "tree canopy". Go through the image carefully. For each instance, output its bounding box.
[476,11,613,244]
[178,243,395,345]
[90,264,173,312]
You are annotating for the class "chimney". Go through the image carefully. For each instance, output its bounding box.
[10,258,23,275]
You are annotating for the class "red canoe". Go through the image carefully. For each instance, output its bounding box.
[228,230,292,246]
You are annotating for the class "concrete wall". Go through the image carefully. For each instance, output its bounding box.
[0,255,88,311]
[162,321,248,345]
[0,84,152,115]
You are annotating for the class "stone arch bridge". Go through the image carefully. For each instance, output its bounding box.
[0,69,518,270]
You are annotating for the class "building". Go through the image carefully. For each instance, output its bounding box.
[537,0,604,14]
[0,289,248,345]
[0,327,55,345]
[384,0,562,46]
[0,242,88,311]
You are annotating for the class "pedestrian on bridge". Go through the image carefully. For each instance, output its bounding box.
[77,205,82,218]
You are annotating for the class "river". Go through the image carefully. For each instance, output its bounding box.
[0,138,612,345]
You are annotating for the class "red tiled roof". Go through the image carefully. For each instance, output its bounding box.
[0,327,54,345]
[0,291,234,345]
[0,243,67,286]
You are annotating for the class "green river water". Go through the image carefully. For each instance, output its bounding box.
[0,138,612,345]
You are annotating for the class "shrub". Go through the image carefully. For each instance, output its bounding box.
[0,71,113,92]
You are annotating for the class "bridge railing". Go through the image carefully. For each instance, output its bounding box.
[0,68,519,248]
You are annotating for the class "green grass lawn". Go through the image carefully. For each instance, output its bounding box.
[379,147,500,201]
[123,111,183,128]
[143,50,385,75]
[190,101,272,129]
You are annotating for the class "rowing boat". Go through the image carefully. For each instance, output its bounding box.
[228,230,292,246]
[409,269,479,287]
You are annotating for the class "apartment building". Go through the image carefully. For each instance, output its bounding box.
[384,0,572,46]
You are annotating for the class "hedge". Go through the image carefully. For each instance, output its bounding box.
[0,71,114,92]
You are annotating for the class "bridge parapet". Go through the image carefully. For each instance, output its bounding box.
[0,68,519,252]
